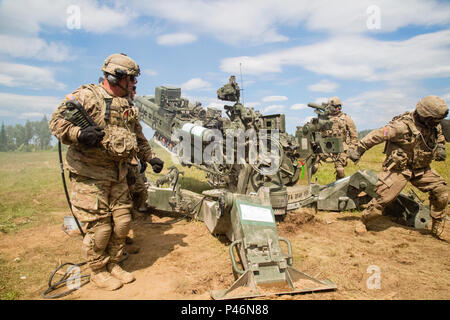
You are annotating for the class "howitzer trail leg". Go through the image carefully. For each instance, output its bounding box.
[359,170,409,231]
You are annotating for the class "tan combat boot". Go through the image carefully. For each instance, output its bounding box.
[126,228,134,244]
[107,263,135,284]
[90,267,123,291]
[431,218,445,239]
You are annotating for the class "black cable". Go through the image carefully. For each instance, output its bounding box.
[42,262,90,299]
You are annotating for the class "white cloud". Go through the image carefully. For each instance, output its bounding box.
[244,101,261,109]
[156,33,197,46]
[307,80,338,93]
[220,30,450,83]
[180,78,212,91]
[0,35,72,62]
[263,104,284,114]
[0,92,62,117]
[0,0,135,35]
[262,95,288,102]
[18,112,47,119]
[0,62,66,90]
[441,93,450,106]
[143,69,158,76]
[290,103,307,110]
[131,0,450,45]
[314,97,328,104]
[0,0,137,61]
[343,88,419,130]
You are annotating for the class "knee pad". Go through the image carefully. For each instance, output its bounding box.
[112,211,132,239]
[82,218,112,257]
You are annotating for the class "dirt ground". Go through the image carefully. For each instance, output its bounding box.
[1,207,449,301]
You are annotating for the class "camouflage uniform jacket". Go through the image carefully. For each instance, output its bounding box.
[358,112,445,177]
[327,111,358,151]
[49,84,154,182]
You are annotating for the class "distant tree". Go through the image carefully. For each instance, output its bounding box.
[0,122,7,151]
[25,120,34,146]
[36,115,52,150]
[358,129,373,140]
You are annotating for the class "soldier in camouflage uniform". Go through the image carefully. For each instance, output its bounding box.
[313,97,358,180]
[124,83,150,251]
[49,53,164,290]
[126,84,150,215]
[349,96,448,238]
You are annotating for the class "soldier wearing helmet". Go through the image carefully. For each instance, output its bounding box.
[349,96,448,238]
[49,53,164,290]
[312,96,358,180]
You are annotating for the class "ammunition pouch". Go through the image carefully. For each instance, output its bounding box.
[384,149,408,171]
[101,125,138,161]
[412,148,435,168]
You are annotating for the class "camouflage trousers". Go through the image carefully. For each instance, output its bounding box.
[127,166,148,213]
[362,167,448,223]
[69,172,133,270]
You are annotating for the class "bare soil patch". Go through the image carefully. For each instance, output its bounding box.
[1,209,449,300]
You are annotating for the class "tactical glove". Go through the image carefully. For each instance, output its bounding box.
[348,147,364,163]
[78,126,105,147]
[435,146,446,161]
[139,160,147,174]
[149,157,164,173]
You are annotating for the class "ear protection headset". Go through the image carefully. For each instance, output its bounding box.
[106,68,128,85]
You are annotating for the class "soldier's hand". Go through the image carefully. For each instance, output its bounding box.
[435,146,446,161]
[348,148,363,163]
[149,157,164,173]
[78,126,105,147]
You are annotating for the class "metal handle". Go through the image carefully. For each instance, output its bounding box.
[229,240,245,275]
[278,237,293,266]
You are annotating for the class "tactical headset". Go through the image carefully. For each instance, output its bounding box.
[106,68,128,85]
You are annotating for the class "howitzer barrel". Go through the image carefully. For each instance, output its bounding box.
[307,102,326,110]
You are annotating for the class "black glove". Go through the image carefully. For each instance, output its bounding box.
[149,157,164,173]
[78,126,104,147]
[348,147,364,163]
[435,146,446,161]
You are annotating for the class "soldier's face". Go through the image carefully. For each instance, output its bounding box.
[424,117,442,127]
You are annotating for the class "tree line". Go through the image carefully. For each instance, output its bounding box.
[0,116,374,153]
[0,116,53,152]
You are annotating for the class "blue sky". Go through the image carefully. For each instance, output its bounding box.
[1,0,450,139]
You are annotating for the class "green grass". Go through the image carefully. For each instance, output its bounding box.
[0,151,67,234]
[146,140,212,194]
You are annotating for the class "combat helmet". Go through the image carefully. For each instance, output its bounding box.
[328,96,342,106]
[415,96,449,120]
[101,53,140,78]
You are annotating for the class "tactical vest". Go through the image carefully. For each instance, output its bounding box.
[384,112,438,170]
[329,113,352,146]
[79,84,139,161]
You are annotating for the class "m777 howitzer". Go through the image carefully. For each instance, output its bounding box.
[135,79,302,215]
[137,78,337,299]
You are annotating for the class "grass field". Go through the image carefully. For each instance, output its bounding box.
[0,140,449,299]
